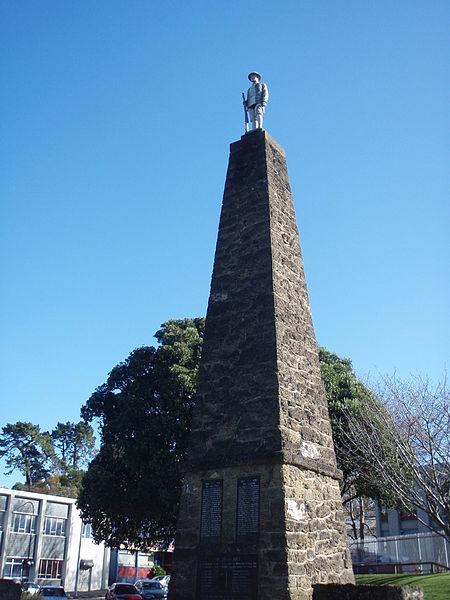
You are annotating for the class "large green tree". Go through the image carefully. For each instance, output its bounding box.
[78,318,204,549]
[79,318,389,549]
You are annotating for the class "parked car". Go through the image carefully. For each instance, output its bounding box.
[22,581,40,595]
[105,583,143,600]
[135,579,168,599]
[37,587,68,599]
[151,575,170,588]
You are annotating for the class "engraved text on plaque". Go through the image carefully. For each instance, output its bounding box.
[197,554,258,600]
[236,477,260,542]
[200,479,223,542]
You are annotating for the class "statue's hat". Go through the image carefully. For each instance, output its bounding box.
[248,71,261,81]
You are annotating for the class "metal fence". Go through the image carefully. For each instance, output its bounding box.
[349,531,450,573]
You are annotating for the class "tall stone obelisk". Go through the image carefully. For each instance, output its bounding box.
[168,129,354,600]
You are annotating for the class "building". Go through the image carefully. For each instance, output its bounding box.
[109,547,173,583]
[109,549,155,583]
[0,487,110,592]
[346,502,450,572]
[377,504,435,538]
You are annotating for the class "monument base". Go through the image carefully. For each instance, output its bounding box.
[169,461,354,600]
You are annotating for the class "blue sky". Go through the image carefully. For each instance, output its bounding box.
[1,1,449,487]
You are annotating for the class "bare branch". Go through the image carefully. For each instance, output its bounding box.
[337,372,449,542]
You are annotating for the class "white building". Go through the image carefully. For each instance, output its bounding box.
[0,487,110,592]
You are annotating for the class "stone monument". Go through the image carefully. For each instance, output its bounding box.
[168,82,355,599]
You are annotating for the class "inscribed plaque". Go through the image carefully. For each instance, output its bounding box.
[200,479,223,542]
[197,554,258,600]
[236,477,260,541]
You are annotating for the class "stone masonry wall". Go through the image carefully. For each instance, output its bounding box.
[184,131,282,471]
[265,135,339,475]
[282,465,354,599]
[313,583,424,600]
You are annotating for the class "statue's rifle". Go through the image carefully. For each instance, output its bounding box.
[242,92,249,133]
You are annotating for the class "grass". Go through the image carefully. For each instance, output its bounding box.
[355,573,450,600]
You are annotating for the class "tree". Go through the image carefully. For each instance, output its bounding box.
[0,422,53,487]
[0,421,96,498]
[79,318,392,549]
[338,374,450,542]
[345,496,377,541]
[78,318,205,549]
[51,421,96,470]
[319,348,381,499]
[13,468,86,498]
[318,347,396,540]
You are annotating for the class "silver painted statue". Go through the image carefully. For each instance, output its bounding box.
[243,71,269,132]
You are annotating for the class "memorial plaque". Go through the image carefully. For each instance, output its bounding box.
[197,554,258,600]
[236,477,260,542]
[200,479,223,542]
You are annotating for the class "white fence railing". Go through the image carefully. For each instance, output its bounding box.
[349,531,450,572]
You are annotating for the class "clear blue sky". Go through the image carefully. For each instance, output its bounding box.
[1,1,449,487]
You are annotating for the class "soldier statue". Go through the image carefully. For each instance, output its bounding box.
[243,71,269,131]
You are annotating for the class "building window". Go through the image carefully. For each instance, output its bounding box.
[0,511,4,530]
[11,513,36,534]
[38,559,63,580]
[81,522,93,538]
[4,557,30,580]
[43,516,66,537]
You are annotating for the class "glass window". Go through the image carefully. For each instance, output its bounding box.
[4,557,30,580]
[43,516,66,536]
[11,512,36,534]
[38,559,63,579]
[138,552,154,567]
[81,522,93,538]
[118,550,135,567]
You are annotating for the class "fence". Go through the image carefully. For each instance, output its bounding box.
[349,531,450,573]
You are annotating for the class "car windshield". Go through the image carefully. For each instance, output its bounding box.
[116,585,138,593]
[41,589,65,597]
[142,582,161,589]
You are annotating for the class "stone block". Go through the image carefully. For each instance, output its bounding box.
[313,583,424,600]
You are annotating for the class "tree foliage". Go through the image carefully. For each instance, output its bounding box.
[0,422,53,487]
[79,319,389,549]
[318,347,394,503]
[51,421,95,470]
[0,420,95,498]
[78,318,204,549]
